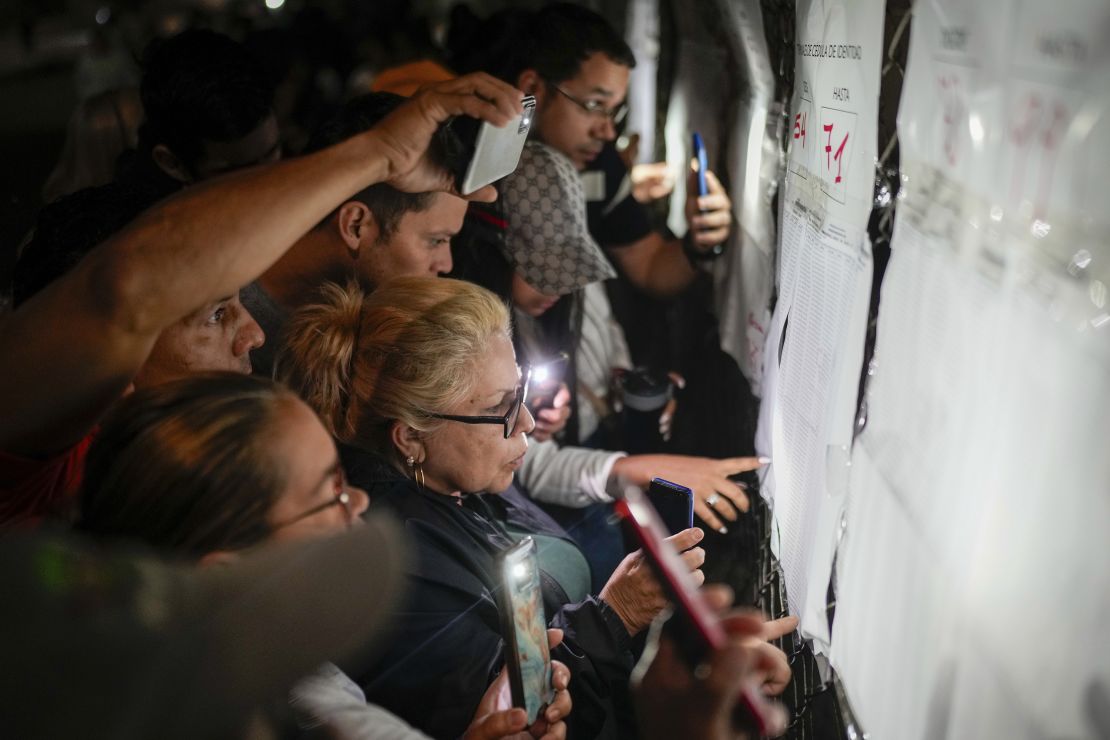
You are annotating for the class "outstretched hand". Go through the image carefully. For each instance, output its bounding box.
[369,73,524,201]
[531,384,572,443]
[611,454,768,533]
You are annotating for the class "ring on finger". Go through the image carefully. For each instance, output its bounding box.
[705,493,720,507]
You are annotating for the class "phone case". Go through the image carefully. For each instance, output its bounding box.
[494,536,554,724]
[692,132,709,197]
[459,96,537,195]
[646,478,694,535]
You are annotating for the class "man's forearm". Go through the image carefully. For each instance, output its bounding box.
[113,131,391,336]
[0,72,523,454]
[650,235,700,295]
[608,232,698,298]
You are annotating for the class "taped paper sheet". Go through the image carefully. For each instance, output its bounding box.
[756,0,882,650]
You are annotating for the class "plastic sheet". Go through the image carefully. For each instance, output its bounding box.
[832,1,1110,737]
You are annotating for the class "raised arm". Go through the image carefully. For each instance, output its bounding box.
[606,167,732,298]
[0,73,523,454]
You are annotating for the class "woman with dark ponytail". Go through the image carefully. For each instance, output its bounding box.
[76,371,572,740]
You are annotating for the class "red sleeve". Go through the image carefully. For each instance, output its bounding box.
[0,432,95,528]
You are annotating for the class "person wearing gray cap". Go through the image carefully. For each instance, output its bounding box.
[473,142,758,591]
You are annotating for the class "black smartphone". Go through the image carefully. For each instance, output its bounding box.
[494,536,554,724]
[616,487,782,736]
[526,352,569,414]
[447,96,537,195]
[646,478,694,535]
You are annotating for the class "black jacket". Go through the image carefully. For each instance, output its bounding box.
[343,450,635,739]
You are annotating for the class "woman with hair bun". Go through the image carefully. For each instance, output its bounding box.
[77,372,572,740]
[277,276,707,740]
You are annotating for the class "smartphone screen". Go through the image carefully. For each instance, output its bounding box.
[646,478,694,535]
[495,537,554,724]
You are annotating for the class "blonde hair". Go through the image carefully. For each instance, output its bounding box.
[276,277,511,467]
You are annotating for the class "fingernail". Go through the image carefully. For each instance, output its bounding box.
[758,456,771,465]
[718,525,728,534]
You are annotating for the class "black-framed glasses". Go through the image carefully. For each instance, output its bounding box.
[428,368,532,439]
[272,469,354,530]
[545,80,628,126]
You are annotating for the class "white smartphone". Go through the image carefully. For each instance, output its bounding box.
[456,96,536,195]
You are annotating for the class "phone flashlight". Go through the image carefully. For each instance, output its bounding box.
[532,352,568,383]
[527,352,569,414]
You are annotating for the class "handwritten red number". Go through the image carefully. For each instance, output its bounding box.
[793,111,807,147]
[832,132,848,183]
[823,123,834,170]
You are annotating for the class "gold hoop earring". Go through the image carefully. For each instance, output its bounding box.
[406,455,426,488]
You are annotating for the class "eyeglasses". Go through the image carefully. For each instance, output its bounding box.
[545,80,628,126]
[428,368,531,439]
[272,468,354,530]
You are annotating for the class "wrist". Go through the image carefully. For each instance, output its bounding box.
[597,593,638,636]
[356,128,405,185]
[682,231,726,265]
[610,455,656,488]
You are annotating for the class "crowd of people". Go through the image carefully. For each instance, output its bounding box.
[1,4,796,738]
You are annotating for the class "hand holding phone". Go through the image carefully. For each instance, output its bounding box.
[449,96,537,195]
[526,352,569,414]
[633,598,789,740]
[616,487,784,736]
[494,537,554,724]
[468,628,573,740]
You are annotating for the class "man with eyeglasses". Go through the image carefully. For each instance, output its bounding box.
[464,2,734,297]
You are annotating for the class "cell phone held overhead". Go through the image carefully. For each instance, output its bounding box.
[494,536,555,724]
[447,96,537,196]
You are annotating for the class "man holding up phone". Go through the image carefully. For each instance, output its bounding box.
[0,73,523,526]
[460,2,732,296]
